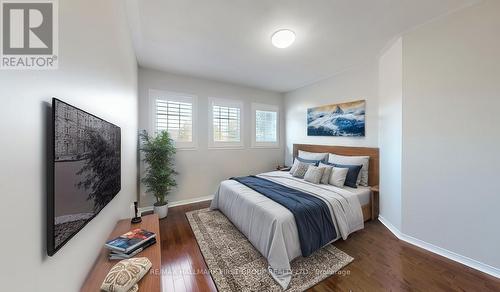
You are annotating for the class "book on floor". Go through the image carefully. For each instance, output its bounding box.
[105,228,156,253]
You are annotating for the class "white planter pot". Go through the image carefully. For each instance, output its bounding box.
[154,203,168,219]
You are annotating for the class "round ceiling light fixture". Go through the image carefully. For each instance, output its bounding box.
[271,29,296,48]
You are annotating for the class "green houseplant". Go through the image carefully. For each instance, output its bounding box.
[139,130,177,219]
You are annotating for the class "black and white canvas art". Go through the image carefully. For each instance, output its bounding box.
[52,99,121,251]
[307,100,366,137]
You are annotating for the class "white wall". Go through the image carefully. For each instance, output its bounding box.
[378,38,403,230]
[284,64,379,165]
[0,1,138,291]
[402,0,500,272]
[138,67,285,207]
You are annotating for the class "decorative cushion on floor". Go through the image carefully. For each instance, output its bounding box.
[101,257,152,292]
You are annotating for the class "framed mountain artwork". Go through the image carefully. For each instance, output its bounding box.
[307,100,365,137]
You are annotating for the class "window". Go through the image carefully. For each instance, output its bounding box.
[252,103,279,148]
[209,98,243,148]
[256,111,277,142]
[213,105,240,142]
[150,90,197,149]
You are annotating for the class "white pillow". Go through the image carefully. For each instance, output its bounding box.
[319,162,349,187]
[298,150,328,162]
[328,153,369,186]
[329,167,349,187]
[304,166,325,184]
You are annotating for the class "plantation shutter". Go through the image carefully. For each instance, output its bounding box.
[255,110,277,142]
[212,105,241,142]
[156,99,193,142]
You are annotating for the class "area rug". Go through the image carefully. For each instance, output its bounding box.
[186,208,353,292]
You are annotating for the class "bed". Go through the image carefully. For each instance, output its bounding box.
[210,144,379,289]
[291,144,380,222]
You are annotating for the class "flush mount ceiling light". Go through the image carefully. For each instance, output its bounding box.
[271,29,296,48]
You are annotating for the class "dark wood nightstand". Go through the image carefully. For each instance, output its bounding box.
[276,165,291,171]
[370,185,379,220]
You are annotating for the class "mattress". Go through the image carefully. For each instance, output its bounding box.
[323,184,372,205]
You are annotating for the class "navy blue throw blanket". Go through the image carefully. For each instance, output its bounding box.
[231,175,337,257]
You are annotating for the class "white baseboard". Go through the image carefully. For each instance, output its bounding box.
[169,195,213,207]
[378,215,500,279]
[377,215,404,238]
[138,195,213,215]
[138,205,154,215]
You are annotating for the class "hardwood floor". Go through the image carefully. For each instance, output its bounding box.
[159,201,500,292]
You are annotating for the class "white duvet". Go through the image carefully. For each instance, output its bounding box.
[209,171,364,289]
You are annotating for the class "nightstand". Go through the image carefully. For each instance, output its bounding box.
[370,185,379,220]
[276,165,291,171]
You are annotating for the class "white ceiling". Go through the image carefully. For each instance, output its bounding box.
[126,0,477,93]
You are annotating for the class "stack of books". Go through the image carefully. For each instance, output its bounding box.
[105,228,156,260]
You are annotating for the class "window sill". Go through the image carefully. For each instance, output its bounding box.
[207,146,245,150]
[250,144,281,149]
[175,147,198,151]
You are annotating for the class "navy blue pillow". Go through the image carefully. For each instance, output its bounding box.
[322,162,362,188]
[296,156,320,166]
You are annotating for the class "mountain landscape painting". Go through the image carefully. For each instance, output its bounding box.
[307,100,365,137]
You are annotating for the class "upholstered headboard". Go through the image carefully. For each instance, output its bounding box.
[293,144,379,186]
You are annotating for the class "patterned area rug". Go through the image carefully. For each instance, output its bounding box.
[186,208,353,292]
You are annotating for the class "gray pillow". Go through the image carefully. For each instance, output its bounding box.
[318,164,333,184]
[296,156,321,166]
[290,158,316,175]
[304,166,325,184]
[292,161,310,178]
[289,159,300,174]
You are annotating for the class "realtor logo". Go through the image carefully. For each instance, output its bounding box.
[1,0,58,69]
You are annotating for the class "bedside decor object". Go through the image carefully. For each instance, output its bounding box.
[276,165,290,171]
[307,99,365,137]
[100,257,152,292]
[131,202,142,224]
[139,130,177,219]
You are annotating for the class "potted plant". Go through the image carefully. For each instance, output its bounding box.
[139,130,177,219]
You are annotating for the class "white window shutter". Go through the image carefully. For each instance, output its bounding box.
[156,99,193,142]
[255,110,277,142]
[252,103,279,148]
[150,90,197,149]
[213,105,241,142]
